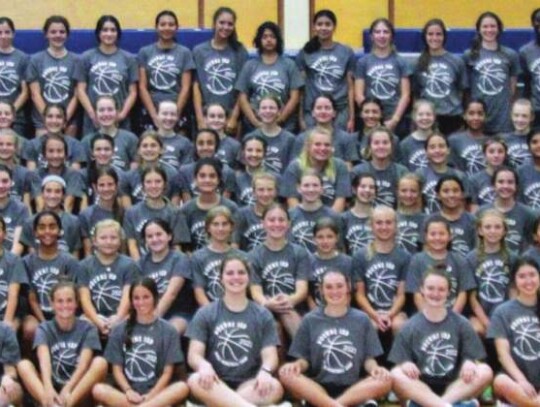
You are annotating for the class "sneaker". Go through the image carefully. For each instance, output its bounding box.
[387,391,399,403]
[481,385,494,404]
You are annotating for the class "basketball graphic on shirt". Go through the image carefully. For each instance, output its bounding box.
[366,263,398,309]
[421,332,458,377]
[461,147,486,176]
[424,63,452,98]
[52,343,78,384]
[512,318,540,361]
[125,341,157,382]
[397,222,419,252]
[507,144,530,169]
[204,59,236,95]
[148,56,179,90]
[291,221,315,250]
[252,71,285,98]
[311,57,343,92]
[34,272,60,313]
[318,328,356,374]
[91,62,122,96]
[0,279,7,312]
[262,262,295,296]
[423,181,440,214]
[368,66,399,100]
[204,260,224,300]
[244,224,266,251]
[524,183,540,209]
[91,278,122,313]
[477,262,509,304]
[345,225,373,254]
[263,146,283,174]
[476,59,505,96]
[375,184,396,208]
[239,187,255,206]
[214,322,252,367]
[505,229,521,251]
[0,64,19,97]
[43,68,70,103]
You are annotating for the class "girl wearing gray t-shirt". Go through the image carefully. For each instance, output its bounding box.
[18,281,106,407]
[390,268,492,406]
[94,278,189,407]
[280,270,391,406]
[487,257,540,406]
[187,254,284,406]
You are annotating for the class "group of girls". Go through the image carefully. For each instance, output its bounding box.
[1,7,540,137]
[0,5,539,407]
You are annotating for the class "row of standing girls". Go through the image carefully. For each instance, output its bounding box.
[1,8,540,139]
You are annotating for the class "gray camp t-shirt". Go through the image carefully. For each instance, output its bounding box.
[138,250,192,316]
[23,252,80,316]
[354,52,412,119]
[192,41,248,110]
[34,319,101,386]
[281,158,351,206]
[447,131,487,177]
[519,41,540,112]
[178,197,237,251]
[0,48,29,104]
[75,48,138,132]
[340,211,373,255]
[470,170,496,206]
[289,205,341,253]
[249,242,310,297]
[487,299,540,388]
[105,318,183,394]
[413,52,468,116]
[186,299,278,383]
[397,212,426,254]
[78,254,140,317]
[81,129,138,173]
[351,161,408,208]
[190,246,245,301]
[399,135,428,172]
[503,132,531,169]
[0,198,29,251]
[244,128,295,175]
[232,206,266,252]
[123,201,190,254]
[235,55,304,130]
[309,253,353,307]
[289,307,383,386]
[405,251,476,306]
[517,164,540,213]
[463,46,521,133]
[137,43,195,107]
[466,249,516,317]
[26,50,79,127]
[353,247,411,311]
[0,322,20,375]
[0,251,27,318]
[389,311,485,385]
[296,42,355,112]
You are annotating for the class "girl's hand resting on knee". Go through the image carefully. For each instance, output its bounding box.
[400,362,420,380]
